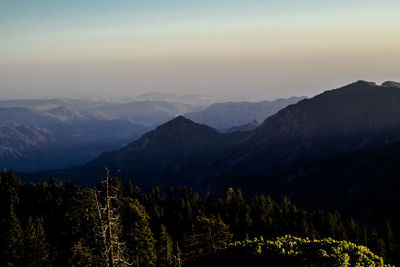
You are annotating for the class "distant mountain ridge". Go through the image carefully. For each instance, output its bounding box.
[185,97,306,130]
[0,99,201,171]
[134,92,216,106]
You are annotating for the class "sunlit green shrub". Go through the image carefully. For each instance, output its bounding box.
[188,235,393,267]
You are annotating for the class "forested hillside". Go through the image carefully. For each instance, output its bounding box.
[1,171,397,266]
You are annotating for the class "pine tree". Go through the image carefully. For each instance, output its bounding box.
[123,199,157,266]
[0,204,24,266]
[69,187,100,263]
[22,217,51,266]
[125,180,135,198]
[157,224,174,267]
[383,220,393,252]
[185,215,232,258]
[69,238,96,267]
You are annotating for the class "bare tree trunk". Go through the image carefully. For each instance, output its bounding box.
[94,191,109,267]
[176,241,182,267]
[95,168,132,267]
[106,172,115,267]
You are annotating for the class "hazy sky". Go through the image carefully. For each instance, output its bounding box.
[1,0,400,100]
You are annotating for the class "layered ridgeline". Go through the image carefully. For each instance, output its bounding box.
[1,96,299,172]
[0,99,198,172]
[27,81,400,223]
[49,116,250,186]
[43,81,400,181]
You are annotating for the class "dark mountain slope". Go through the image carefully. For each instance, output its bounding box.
[61,116,249,186]
[222,80,400,175]
[225,119,262,133]
[230,140,400,224]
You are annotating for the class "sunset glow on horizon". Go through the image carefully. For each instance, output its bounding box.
[1,0,400,100]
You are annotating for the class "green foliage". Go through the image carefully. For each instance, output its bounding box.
[157,224,174,267]
[0,171,399,266]
[69,238,95,267]
[185,215,233,258]
[123,199,157,266]
[189,235,392,267]
[0,205,24,266]
[22,217,51,267]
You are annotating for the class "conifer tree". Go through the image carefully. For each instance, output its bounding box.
[22,217,51,267]
[125,180,135,198]
[1,204,23,266]
[123,199,157,266]
[383,220,393,252]
[157,224,174,267]
[69,238,96,267]
[185,215,232,258]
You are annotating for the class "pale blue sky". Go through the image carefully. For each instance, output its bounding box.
[1,0,400,100]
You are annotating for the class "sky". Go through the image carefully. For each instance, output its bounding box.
[1,0,400,100]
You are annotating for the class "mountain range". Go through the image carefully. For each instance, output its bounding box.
[22,80,400,224]
[1,96,300,172]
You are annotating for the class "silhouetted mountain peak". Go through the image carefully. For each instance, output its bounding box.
[156,115,219,134]
[382,81,400,88]
[162,115,193,126]
[352,80,377,87]
[85,115,232,180]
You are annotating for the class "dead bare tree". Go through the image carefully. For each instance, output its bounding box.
[94,168,132,267]
[176,241,182,267]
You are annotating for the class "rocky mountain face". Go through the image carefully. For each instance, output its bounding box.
[185,97,306,130]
